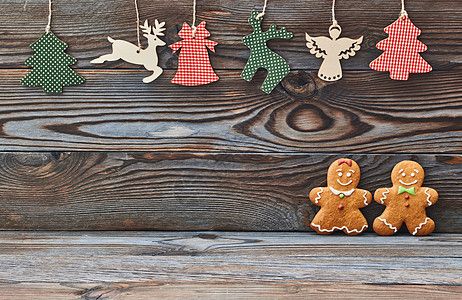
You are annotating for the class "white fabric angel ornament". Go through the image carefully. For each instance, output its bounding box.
[305,22,363,81]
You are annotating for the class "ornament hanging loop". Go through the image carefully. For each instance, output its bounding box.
[400,9,408,18]
[400,0,408,18]
[45,0,52,33]
[191,26,197,38]
[134,0,142,50]
[191,0,197,37]
[331,0,337,26]
[256,0,267,19]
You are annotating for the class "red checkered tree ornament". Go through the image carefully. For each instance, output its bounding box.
[370,15,431,80]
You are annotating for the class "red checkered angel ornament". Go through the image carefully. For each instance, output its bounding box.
[370,14,431,80]
[170,22,219,86]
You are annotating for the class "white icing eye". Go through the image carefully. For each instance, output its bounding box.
[338,172,342,177]
[411,173,415,177]
[402,173,406,177]
[347,173,352,177]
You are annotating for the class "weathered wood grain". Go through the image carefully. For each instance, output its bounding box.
[0,152,459,231]
[0,0,460,70]
[0,232,460,285]
[0,283,461,299]
[0,69,461,153]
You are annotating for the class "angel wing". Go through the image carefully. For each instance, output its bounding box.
[305,33,332,59]
[336,36,363,60]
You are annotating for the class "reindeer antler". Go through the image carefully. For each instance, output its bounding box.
[140,20,152,35]
[152,19,166,36]
[264,24,293,40]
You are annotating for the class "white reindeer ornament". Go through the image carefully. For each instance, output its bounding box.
[305,23,363,82]
[91,20,166,83]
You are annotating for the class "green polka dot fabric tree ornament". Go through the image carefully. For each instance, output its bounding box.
[21,0,84,93]
[241,1,293,94]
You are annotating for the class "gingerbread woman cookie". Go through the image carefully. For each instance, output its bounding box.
[373,160,438,236]
[309,158,372,235]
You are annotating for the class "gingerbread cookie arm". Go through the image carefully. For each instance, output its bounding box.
[355,189,372,208]
[423,187,438,207]
[309,187,325,206]
[374,187,390,206]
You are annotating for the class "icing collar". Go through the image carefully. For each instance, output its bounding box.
[329,187,355,196]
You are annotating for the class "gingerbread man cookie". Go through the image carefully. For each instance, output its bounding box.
[373,161,438,236]
[309,158,372,235]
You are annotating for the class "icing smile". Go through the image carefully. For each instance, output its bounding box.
[337,179,352,186]
[399,179,417,186]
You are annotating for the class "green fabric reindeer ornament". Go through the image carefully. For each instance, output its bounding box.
[241,10,293,94]
[22,31,85,93]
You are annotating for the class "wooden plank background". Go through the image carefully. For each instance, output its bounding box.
[0,282,460,299]
[1,283,461,300]
[0,70,461,153]
[0,0,461,231]
[0,152,460,232]
[0,232,460,286]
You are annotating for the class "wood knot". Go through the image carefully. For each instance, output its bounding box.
[77,284,124,299]
[281,71,317,99]
[11,153,54,167]
[287,104,333,132]
[198,233,217,240]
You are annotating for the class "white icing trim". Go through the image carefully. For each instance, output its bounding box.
[414,169,419,173]
[314,187,323,204]
[378,217,398,233]
[380,188,389,204]
[362,190,368,205]
[424,188,432,206]
[412,217,430,235]
[329,187,355,196]
[399,169,404,174]
[399,179,417,186]
[337,179,352,186]
[311,223,368,234]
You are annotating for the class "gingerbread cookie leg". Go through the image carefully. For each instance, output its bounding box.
[406,217,435,236]
[373,213,403,236]
[341,213,368,236]
[310,215,337,235]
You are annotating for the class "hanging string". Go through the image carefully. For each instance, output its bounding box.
[256,0,267,19]
[331,0,337,25]
[45,0,52,33]
[134,0,142,50]
[400,0,408,18]
[192,0,197,36]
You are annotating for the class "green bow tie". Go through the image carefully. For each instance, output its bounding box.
[398,186,415,195]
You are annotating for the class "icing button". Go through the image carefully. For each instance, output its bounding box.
[405,195,410,199]
[339,194,345,198]
[338,204,344,210]
[405,203,410,207]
